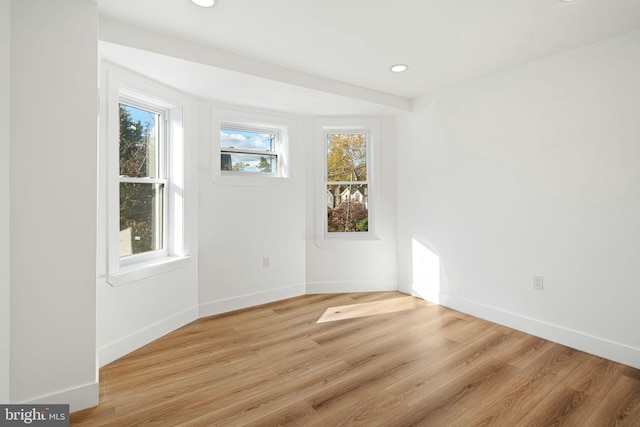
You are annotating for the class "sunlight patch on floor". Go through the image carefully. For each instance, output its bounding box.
[317,296,418,323]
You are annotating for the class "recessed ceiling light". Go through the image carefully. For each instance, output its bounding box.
[192,0,217,7]
[390,64,409,73]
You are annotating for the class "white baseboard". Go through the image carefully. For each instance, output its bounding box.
[199,284,306,318]
[98,305,199,368]
[397,281,413,295]
[397,280,443,304]
[24,380,99,413]
[439,293,640,370]
[306,280,398,294]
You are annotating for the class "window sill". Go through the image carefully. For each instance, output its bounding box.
[314,234,382,248]
[107,255,191,287]
[211,174,295,187]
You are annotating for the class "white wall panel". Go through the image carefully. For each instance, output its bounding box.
[10,0,98,409]
[198,104,306,314]
[96,64,199,367]
[305,116,398,294]
[397,29,640,368]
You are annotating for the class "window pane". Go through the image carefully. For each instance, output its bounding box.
[327,133,367,182]
[119,103,160,178]
[327,184,368,232]
[120,183,164,256]
[221,128,276,152]
[221,152,276,173]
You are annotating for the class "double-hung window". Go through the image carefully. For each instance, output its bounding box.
[316,118,380,244]
[325,130,370,234]
[220,123,281,175]
[118,99,167,258]
[105,73,188,286]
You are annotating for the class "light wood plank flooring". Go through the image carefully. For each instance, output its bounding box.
[72,292,640,426]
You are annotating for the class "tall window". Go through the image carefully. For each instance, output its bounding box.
[325,132,369,233]
[118,101,167,258]
[105,65,189,286]
[220,123,280,174]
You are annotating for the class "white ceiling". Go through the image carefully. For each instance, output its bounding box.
[100,41,408,116]
[97,0,640,113]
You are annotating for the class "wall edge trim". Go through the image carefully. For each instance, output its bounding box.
[306,280,398,294]
[439,293,640,370]
[199,284,306,318]
[98,305,199,368]
[23,381,99,414]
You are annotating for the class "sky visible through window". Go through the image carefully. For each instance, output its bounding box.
[221,128,276,172]
[125,105,156,135]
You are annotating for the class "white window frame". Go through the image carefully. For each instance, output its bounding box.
[317,118,381,243]
[211,108,292,186]
[220,122,281,177]
[118,96,169,264]
[104,65,190,286]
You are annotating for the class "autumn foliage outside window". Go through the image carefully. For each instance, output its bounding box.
[326,133,369,233]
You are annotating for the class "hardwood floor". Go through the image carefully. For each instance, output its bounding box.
[71,292,640,426]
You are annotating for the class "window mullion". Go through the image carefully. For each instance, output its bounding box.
[221,148,276,156]
[326,180,368,185]
[119,177,166,184]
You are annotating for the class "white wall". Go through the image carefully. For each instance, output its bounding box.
[305,116,398,293]
[397,29,640,368]
[0,0,10,404]
[10,0,98,409]
[97,268,199,366]
[96,65,200,367]
[198,105,306,316]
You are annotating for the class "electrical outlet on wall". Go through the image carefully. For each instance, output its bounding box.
[262,256,270,268]
[533,275,544,290]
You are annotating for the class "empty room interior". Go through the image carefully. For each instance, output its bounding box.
[2,0,640,424]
